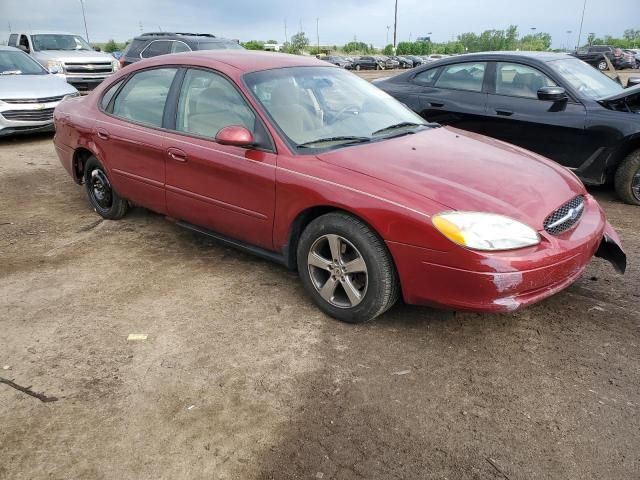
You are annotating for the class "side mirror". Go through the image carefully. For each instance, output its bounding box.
[538,86,568,102]
[627,77,640,88]
[94,47,101,52]
[215,125,255,147]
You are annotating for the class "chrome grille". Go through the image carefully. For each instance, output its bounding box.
[1,108,55,122]
[543,195,585,235]
[0,95,65,104]
[64,62,113,74]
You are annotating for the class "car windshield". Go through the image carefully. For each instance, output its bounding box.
[0,50,48,75]
[197,41,244,50]
[549,58,624,99]
[244,66,430,149]
[32,34,93,51]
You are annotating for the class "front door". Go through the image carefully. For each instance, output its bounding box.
[163,68,277,250]
[484,62,590,168]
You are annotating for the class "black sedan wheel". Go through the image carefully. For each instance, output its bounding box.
[614,150,640,206]
[84,156,129,219]
[297,212,399,323]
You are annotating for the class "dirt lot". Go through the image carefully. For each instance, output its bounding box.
[0,126,638,480]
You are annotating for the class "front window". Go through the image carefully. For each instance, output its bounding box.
[0,50,48,75]
[244,66,429,149]
[32,34,92,51]
[548,58,624,99]
[495,62,556,99]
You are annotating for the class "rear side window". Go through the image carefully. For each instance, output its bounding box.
[171,41,191,53]
[112,68,177,127]
[123,39,146,57]
[175,68,256,138]
[435,62,486,92]
[9,34,18,46]
[140,40,172,58]
[100,79,125,111]
[413,68,440,86]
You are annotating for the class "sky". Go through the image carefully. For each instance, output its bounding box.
[1,0,638,49]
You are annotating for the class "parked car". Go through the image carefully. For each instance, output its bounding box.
[119,32,244,68]
[0,46,78,136]
[405,55,426,66]
[351,55,384,71]
[623,49,640,68]
[322,56,352,69]
[7,31,118,91]
[53,50,625,322]
[571,45,635,71]
[390,55,413,68]
[375,52,640,205]
[376,56,399,69]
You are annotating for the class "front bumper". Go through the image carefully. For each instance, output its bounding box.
[388,195,625,313]
[0,99,63,137]
[53,73,111,91]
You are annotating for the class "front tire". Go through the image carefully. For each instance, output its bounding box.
[614,150,640,206]
[297,212,399,323]
[597,59,608,71]
[355,64,361,71]
[83,156,129,219]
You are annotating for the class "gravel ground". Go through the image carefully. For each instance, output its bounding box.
[0,126,638,480]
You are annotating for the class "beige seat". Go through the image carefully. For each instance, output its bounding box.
[184,87,252,138]
[268,83,320,143]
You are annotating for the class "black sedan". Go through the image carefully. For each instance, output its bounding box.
[322,55,352,69]
[351,56,384,71]
[375,52,640,205]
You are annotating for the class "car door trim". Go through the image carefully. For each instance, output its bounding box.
[166,184,268,219]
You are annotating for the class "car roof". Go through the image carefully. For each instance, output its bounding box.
[428,51,575,63]
[142,50,333,72]
[18,30,78,35]
[133,32,232,42]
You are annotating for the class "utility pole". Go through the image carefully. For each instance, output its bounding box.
[139,21,143,34]
[79,0,90,43]
[393,0,398,52]
[284,19,288,44]
[386,25,390,45]
[316,17,320,55]
[566,30,572,51]
[577,0,587,49]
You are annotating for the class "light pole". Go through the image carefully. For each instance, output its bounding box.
[393,0,398,53]
[577,0,587,49]
[79,0,90,43]
[316,18,320,55]
[386,25,390,45]
[566,30,572,51]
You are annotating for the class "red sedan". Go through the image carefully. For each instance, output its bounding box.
[53,51,626,323]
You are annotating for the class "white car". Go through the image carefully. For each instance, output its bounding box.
[0,46,78,137]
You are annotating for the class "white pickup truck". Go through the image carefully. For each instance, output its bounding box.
[8,31,119,91]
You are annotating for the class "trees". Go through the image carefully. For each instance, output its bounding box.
[284,32,309,54]
[343,41,371,54]
[242,40,265,50]
[383,44,394,55]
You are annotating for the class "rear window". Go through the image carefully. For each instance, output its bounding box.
[123,39,147,57]
[9,34,18,46]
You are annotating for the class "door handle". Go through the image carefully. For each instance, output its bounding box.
[430,102,444,108]
[167,148,187,163]
[495,109,513,116]
[96,128,110,140]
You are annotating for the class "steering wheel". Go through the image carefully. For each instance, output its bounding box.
[331,104,360,123]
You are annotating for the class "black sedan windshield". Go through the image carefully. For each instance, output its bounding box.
[244,66,428,149]
[0,50,48,75]
[549,58,624,99]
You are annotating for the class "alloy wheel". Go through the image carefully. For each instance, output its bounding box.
[307,234,368,309]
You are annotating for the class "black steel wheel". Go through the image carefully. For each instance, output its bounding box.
[83,156,129,219]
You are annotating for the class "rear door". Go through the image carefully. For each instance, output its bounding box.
[94,67,179,213]
[484,61,590,168]
[414,61,489,134]
[162,67,277,250]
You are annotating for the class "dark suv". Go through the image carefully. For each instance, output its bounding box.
[119,32,243,68]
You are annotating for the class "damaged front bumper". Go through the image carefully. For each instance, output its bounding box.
[595,221,627,274]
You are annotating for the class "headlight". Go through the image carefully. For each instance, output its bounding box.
[112,60,119,72]
[47,60,64,74]
[432,212,540,251]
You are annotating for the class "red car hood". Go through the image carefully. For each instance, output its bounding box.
[316,126,586,229]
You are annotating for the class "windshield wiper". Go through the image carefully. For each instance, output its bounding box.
[297,136,371,148]
[0,70,22,75]
[371,122,427,136]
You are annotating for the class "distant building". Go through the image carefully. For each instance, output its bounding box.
[264,43,282,52]
[416,36,431,43]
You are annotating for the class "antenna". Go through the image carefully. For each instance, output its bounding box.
[79,0,90,43]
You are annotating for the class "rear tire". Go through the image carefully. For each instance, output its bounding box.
[355,64,361,71]
[83,156,129,219]
[597,59,608,71]
[614,150,640,206]
[297,212,399,323]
